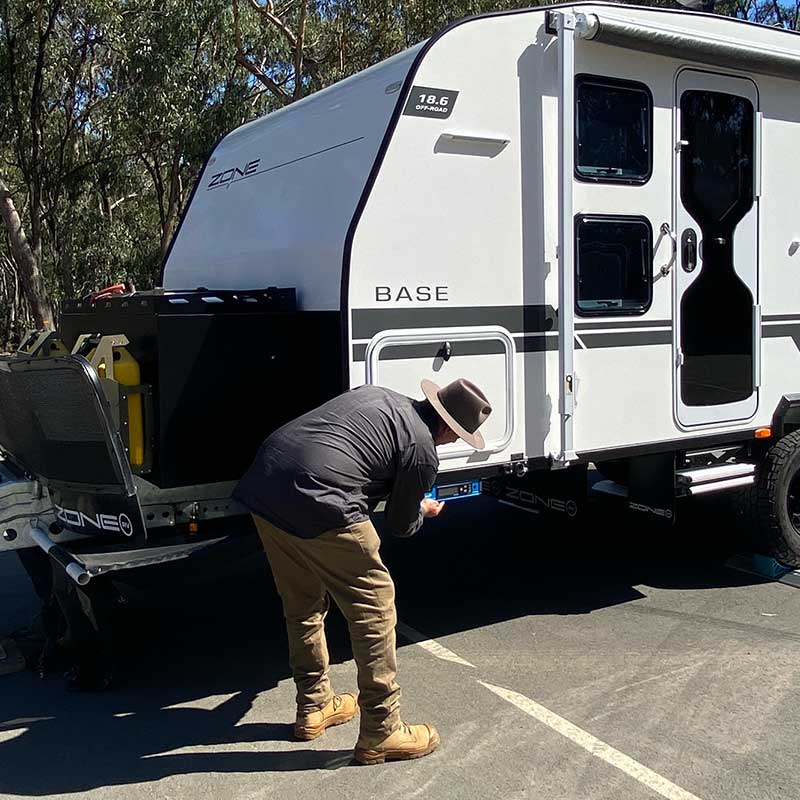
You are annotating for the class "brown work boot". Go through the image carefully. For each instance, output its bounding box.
[294,693,358,741]
[354,722,441,765]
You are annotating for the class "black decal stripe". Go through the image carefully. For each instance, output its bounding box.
[353,306,675,339]
[575,319,670,330]
[763,314,800,322]
[579,330,672,348]
[352,305,556,339]
[352,326,675,361]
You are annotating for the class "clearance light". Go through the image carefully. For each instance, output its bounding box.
[755,428,772,439]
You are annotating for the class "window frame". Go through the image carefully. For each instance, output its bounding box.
[574,74,654,186]
[574,213,654,318]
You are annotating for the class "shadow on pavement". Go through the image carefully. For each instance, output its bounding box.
[0,691,351,796]
[0,494,765,795]
[0,546,356,796]
[383,495,763,637]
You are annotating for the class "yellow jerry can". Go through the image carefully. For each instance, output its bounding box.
[88,344,145,468]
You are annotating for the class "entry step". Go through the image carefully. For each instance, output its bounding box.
[676,463,756,496]
[676,463,755,484]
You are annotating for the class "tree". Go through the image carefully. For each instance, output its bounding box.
[0,0,797,345]
[0,176,52,329]
[0,0,259,342]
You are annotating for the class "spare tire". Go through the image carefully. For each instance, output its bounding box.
[738,430,800,568]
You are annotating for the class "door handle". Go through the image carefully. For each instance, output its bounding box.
[681,229,698,273]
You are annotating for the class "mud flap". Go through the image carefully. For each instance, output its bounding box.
[627,452,676,527]
[0,355,147,543]
[489,464,588,522]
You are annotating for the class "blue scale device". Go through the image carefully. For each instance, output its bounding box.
[424,479,482,502]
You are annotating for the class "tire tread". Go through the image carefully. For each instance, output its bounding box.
[735,430,800,568]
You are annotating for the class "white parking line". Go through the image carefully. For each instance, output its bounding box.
[480,681,703,800]
[396,622,475,668]
[163,692,239,711]
[0,727,27,744]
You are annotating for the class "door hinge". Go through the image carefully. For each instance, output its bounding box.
[675,139,689,153]
[753,304,762,389]
[676,350,685,369]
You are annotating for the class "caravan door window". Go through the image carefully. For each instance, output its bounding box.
[575,215,653,316]
[575,76,652,184]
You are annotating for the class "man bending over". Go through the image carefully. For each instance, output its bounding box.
[234,378,491,765]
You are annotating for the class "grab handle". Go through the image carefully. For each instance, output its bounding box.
[656,223,677,277]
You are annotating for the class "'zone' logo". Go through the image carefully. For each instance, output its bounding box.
[505,488,578,517]
[55,505,135,537]
[207,159,261,189]
[629,502,673,519]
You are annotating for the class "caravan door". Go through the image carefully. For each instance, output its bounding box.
[673,70,760,427]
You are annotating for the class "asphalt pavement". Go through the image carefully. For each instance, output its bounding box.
[1,495,799,800]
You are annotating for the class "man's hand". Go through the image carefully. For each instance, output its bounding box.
[421,498,445,518]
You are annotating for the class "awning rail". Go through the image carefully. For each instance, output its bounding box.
[568,11,800,82]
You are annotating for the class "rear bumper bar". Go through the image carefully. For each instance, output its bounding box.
[28,525,92,586]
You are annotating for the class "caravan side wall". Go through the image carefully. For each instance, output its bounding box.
[160,2,800,477]
[348,11,561,472]
[347,4,800,473]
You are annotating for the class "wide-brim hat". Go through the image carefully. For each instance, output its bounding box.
[421,378,492,450]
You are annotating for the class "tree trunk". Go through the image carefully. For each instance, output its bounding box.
[159,148,184,263]
[0,176,54,330]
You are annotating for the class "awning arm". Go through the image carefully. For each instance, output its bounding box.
[555,10,578,466]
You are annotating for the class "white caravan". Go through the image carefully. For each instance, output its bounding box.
[3,3,800,580]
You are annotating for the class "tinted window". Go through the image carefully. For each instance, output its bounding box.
[575,76,652,184]
[680,90,754,227]
[575,216,652,315]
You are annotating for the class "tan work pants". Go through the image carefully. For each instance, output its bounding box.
[252,514,401,739]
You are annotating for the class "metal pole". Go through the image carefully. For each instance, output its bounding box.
[27,524,92,586]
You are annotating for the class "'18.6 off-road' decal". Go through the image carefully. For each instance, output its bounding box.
[403,86,459,119]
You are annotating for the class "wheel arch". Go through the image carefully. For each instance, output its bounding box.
[772,394,800,438]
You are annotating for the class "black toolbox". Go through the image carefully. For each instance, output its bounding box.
[58,288,342,488]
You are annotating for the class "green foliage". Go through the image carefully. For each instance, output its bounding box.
[0,0,797,342]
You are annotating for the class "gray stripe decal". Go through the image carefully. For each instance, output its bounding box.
[352,306,680,339]
[579,330,672,349]
[352,318,800,362]
[763,314,800,323]
[351,305,557,339]
[351,330,675,362]
[763,324,800,348]
[352,335,564,362]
